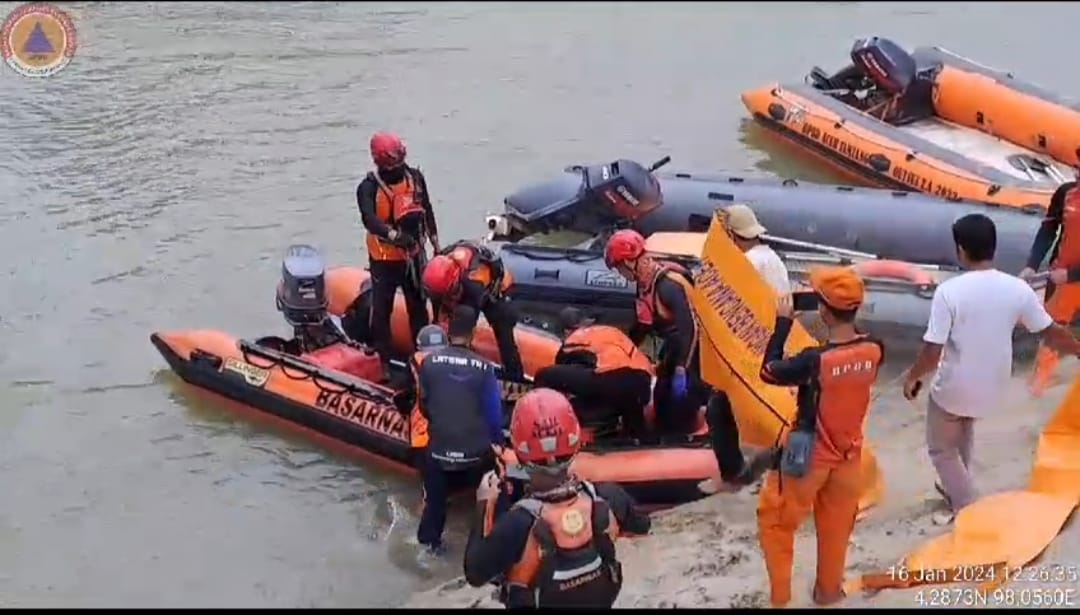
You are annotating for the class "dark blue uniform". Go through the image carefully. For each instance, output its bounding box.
[412,343,504,550]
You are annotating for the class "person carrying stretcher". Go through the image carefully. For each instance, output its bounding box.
[533,307,654,438]
[464,388,651,608]
[421,240,525,382]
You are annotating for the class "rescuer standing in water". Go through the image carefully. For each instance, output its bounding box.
[464,388,651,608]
[356,132,439,379]
[421,240,525,382]
[1020,171,1080,396]
[756,266,885,607]
[533,307,654,437]
[401,308,503,556]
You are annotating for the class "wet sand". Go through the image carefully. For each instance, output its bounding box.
[405,360,1079,609]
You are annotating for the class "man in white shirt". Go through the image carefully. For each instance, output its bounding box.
[723,203,792,295]
[902,213,1080,524]
[698,203,791,495]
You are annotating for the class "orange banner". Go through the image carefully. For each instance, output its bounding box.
[687,211,884,513]
[851,374,1080,597]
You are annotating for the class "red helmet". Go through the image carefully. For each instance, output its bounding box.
[604,229,646,268]
[422,255,463,297]
[370,132,407,169]
[509,388,582,466]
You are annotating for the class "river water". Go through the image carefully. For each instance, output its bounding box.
[2,1,1076,607]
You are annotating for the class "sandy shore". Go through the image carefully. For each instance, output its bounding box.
[405,361,1079,609]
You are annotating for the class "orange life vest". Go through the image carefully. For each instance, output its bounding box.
[1053,184,1080,269]
[499,482,623,608]
[408,350,430,448]
[366,169,426,262]
[807,336,884,467]
[634,260,694,330]
[437,241,514,314]
[562,325,654,375]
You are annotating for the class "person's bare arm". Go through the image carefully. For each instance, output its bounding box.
[1037,323,1080,356]
[1020,285,1080,356]
[906,342,943,385]
[904,286,949,398]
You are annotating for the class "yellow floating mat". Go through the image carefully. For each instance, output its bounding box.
[851,374,1080,596]
[687,212,884,514]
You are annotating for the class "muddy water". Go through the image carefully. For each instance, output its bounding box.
[1,1,1075,607]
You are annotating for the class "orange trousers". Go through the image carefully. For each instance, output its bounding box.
[756,459,862,607]
[1030,282,1080,396]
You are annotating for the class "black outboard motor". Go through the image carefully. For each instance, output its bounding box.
[276,244,329,326]
[500,157,670,236]
[850,37,935,125]
[850,37,916,95]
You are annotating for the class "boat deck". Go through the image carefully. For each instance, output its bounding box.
[897,118,1073,186]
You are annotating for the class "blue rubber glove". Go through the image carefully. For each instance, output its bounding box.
[671,367,688,400]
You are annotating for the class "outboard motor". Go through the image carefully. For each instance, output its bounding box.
[850,37,916,95]
[276,244,329,326]
[850,37,935,125]
[500,157,670,237]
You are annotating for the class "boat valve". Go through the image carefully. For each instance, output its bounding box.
[485,214,511,240]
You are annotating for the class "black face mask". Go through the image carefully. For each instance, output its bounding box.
[378,166,406,185]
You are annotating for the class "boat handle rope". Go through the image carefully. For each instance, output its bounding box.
[503,243,603,264]
[769,88,1057,196]
[238,343,395,404]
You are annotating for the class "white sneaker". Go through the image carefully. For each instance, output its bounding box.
[697,477,741,495]
[932,510,955,526]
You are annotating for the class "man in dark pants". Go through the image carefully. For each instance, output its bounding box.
[533,307,654,437]
[603,229,774,491]
[602,229,708,435]
[356,131,440,378]
[421,240,524,382]
[405,307,504,555]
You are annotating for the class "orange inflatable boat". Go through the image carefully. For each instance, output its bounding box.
[151,253,720,506]
[742,37,1079,211]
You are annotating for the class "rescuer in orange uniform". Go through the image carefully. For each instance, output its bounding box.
[603,229,705,436]
[421,241,524,381]
[464,388,651,608]
[1020,176,1080,396]
[357,132,439,377]
[756,266,885,607]
[534,307,654,437]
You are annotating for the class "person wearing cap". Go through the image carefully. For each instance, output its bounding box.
[697,203,792,495]
[755,266,886,607]
[903,213,1080,526]
[723,203,791,295]
[532,307,655,437]
[398,307,504,555]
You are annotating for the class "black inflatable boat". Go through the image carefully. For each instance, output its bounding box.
[487,157,1044,275]
[493,239,977,339]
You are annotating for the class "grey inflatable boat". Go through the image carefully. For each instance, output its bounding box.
[495,236,1050,340]
[488,157,1045,275]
